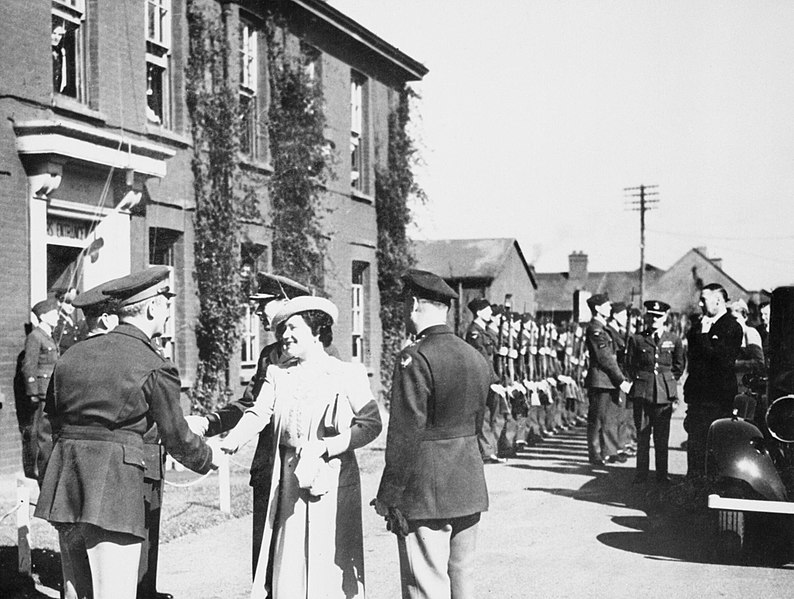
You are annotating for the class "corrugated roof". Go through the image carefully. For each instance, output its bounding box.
[413,238,520,280]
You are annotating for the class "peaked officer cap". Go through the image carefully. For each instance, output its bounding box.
[644,300,670,315]
[251,272,311,302]
[32,298,59,318]
[102,266,175,306]
[467,297,491,315]
[271,295,339,331]
[586,293,610,310]
[401,269,458,305]
[73,278,123,315]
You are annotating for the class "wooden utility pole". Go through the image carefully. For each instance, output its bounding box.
[625,185,659,307]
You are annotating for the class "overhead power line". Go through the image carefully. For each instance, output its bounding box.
[624,184,659,307]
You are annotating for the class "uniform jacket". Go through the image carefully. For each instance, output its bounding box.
[626,330,684,404]
[34,323,213,539]
[584,319,625,390]
[377,324,490,520]
[684,312,743,406]
[606,324,628,376]
[22,326,59,398]
[465,320,499,383]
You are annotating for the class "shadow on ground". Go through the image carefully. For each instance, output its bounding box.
[512,426,778,567]
[0,546,61,598]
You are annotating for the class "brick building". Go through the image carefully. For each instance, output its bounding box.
[0,0,426,477]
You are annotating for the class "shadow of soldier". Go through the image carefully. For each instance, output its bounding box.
[0,545,62,598]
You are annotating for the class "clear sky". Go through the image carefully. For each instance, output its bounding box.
[330,0,794,291]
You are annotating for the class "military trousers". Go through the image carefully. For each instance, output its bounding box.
[633,402,672,478]
[587,388,622,461]
[477,390,501,458]
[397,513,480,599]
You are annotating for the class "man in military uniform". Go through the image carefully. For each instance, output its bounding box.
[684,283,743,477]
[21,298,60,481]
[626,300,685,484]
[464,298,506,464]
[52,286,85,353]
[584,293,633,466]
[607,302,636,457]
[185,272,313,576]
[374,269,490,599]
[35,283,122,489]
[35,266,218,599]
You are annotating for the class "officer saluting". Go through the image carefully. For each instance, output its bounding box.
[374,269,490,599]
[625,300,684,484]
[35,266,218,599]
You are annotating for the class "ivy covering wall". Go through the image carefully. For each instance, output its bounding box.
[376,87,425,394]
[186,1,252,410]
[265,15,329,292]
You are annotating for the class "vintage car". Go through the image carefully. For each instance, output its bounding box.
[706,286,794,565]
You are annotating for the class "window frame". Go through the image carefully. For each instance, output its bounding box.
[145,0,172,127]
[51,0,87,101]
[238,19,259,158]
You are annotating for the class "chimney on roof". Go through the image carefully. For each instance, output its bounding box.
[569,251,588,282]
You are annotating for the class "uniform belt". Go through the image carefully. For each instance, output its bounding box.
[419,423,476,441]
[56,424,143,447]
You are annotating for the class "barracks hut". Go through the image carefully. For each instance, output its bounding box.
[0,0,426,477]
[413,238,538,335]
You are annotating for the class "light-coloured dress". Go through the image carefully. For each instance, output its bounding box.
[242,354,382,599]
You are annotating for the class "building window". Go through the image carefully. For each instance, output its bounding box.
[351,261,369,363]
[240,243,267,369]
[301,42,321,83]
[350,70,368,192]
[145,0,171,127]
[241,301,260,367]
[52,0,87,101]
[239,20,258,158]
[149,228,180,360]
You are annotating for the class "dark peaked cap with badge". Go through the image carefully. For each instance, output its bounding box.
[401,268,459,305]
[250,272,311,301]
[644,300,670,315]
[73,278,122,316]
[102,265,175,306]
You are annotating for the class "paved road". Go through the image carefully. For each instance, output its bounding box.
[158,405,794,598]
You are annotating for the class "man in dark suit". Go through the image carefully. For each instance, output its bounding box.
[34,267,217,599]
[584,293,633,466]
[184,272,313,576]
[464,297,506,464]
[684,283,743,477]
[626,301,685,484]
[374,269,490,599]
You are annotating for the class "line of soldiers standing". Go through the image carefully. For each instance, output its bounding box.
[464,284,764,485]
[464,298,591,463]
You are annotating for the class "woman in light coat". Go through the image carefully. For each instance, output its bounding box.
[222,296,382,599]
